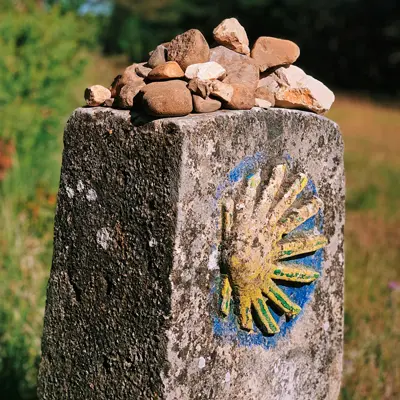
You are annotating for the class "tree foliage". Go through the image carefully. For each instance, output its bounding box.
[0,4,97,399]
[102,0,400,95]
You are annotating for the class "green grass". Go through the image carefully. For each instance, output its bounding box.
[0,52,124,400]
[328,96,400,400]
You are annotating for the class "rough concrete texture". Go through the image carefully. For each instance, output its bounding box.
[38,106,344,400]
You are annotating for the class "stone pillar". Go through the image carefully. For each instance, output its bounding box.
[38,107,344,400]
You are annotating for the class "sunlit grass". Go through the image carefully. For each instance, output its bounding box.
[328,96,400,400]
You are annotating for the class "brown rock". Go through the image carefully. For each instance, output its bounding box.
[121,64,142,84]
[210,46,258,90]
[141,80,193,117]
[168,29,210,71]
[187,78,212,98]
[135,63,152,78]
[222,61,259,90]
[187,78,234,102]
[255,86,275,106]
[109,64,145,99]
[250,36,300,72]
[257,72,282,94]
[84,85,111,106]
[113,80,146,109]
[192,95,221,113]
[255,98,273,108]
[109,75,123,98]
[110,64,144,97]
[149,42,170,55]
[148,45,168,68]
[109,67,144,98]
[213,18,250,55]
[224,84,255,110]
[147,61,185,81]
[210,46,257,70]
[209,80,234,102]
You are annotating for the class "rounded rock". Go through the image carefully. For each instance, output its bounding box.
[251,36,300,72]
[121,64,143,84]
[84,85,111,107]
[141,80,193,117]
[147,61,185,81]
[192,95,221,113]
[168,29,210,71]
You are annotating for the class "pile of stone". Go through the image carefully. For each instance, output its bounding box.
[85,18,334,117]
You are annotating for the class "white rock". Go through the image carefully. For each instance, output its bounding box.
[213,18,250,55]
[275,65,307,87]
[185,62,226,80]
[300,75,335,112]
[273,65,335,114]
[84,85,111,107]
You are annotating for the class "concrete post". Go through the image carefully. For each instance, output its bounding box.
[38,107,344,400]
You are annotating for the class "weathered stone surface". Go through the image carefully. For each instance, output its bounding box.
[192,94,221,113]
[135,63,152,78]
[210,80,234,102]
[38,107,344,400]
[251,36,300,72]
[222,61,259,90]
[255,85,276,106]
[148,44,167,68]
[255,97,273,108]
[141,80,192,116]
[113,80,146,109]
[224,83,255,109]
[168,29,210,70]
[185,62,226,80]
[274,66,335,114]
[147,61,185,81]
[213,18,250,55]
[84,85,111,106]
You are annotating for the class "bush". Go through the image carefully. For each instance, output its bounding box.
[0,4,97,398]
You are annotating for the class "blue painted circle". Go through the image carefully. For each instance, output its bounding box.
[211,153,324,349]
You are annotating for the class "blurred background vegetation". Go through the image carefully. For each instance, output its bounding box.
[0,0,399,399]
